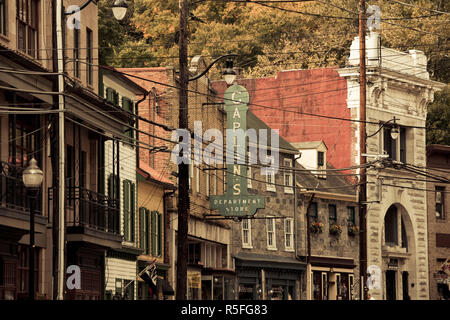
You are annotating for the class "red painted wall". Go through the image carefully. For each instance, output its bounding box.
[213,67,351,171]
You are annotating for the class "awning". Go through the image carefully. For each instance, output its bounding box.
[158,278,175,296]
[233,253,307,271]
[309,256,356,269]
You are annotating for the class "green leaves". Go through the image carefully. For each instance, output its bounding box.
[427,86,450,145]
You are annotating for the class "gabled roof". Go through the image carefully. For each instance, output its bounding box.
[247,110,298,154]
[295,163,357,197]
[291,141,327,150]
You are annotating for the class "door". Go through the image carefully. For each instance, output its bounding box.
[402,272,410,300]
[386,270,396,300]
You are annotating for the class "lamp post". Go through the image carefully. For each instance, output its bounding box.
[22,158,44,300]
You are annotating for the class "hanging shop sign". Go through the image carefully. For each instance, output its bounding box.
[210,84,265,217]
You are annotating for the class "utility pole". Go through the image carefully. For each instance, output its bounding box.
[359,0,367,301]
[175,0,190,300]
[55,0,65,300]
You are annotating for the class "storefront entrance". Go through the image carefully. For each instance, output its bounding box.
[386,270,396,300]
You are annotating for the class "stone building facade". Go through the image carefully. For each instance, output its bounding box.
[338,32,445,300]
[231,110,305,300]
[426,144,450,300]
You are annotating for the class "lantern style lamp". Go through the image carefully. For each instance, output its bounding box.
[112,0,129,21]
[222,58,236,85]
[22,158,43,189]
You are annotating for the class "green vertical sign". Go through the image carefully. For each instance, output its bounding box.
[210,84,265,217]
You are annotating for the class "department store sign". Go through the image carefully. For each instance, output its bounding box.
[209,84,265,217]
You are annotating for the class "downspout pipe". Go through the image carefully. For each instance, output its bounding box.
[135,91,148,169]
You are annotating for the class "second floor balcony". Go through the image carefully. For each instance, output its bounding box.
[48,186,122,248]
[0,160,46,237]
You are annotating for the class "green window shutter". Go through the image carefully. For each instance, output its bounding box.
[113,90,119,106]
[139,207,146,250]
[157,213,162,257]
[145,209,150,254]
[151,211,157,256]
[106,88,113,103]
[131,182,136,242]
[123,180,129,240]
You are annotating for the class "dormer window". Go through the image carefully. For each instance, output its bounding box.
[293,141,327,180]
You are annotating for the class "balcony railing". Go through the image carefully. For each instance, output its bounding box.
[0,161,42,214]
[49,186,120,235]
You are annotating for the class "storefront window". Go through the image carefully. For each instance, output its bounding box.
[239,284,254,300]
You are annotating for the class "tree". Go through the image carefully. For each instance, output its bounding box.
[98,0,449,82]
[427,86,450,145]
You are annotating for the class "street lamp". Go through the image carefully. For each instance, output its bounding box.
[222,58,237,85]
[112,0,129,21]
[366,117,400,140]
[22,158,43,300]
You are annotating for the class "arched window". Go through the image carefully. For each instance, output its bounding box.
[385,206,398,245]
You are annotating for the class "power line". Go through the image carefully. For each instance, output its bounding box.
[386,0,449,15]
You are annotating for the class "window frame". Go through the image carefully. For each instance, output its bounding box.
[241,218,252,248]
[347,206,356,226]
[86,27,93,85]
[265,165,276,192]
[328,204,337,225]
[0,0,7,36]
[16,0,39,58]
[266,217,277,250]
[308,202,318,221]
[73,28,80,78]
[435,186,445,220]
[284,218,294,251]
[284,158,293,194]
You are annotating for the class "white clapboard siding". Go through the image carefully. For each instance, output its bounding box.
[105,258,137,298]
[103,74,138,247]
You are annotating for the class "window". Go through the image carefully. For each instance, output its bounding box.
[318,152,324,166]
[383,125,407,163]
[105,87,119,106]
[212,172,217,195]
[308,202,318,221]
[151,210,162,257]
[317,151,326,179]
[384,205,398,245]
[266,217,277,250]
[206,170,210,197]
[122,97,134,145]
[139,208,154,254]
[9,115,40,167]
[285,218,294,251]
[266,168,276,192]
[17,0,39,58]
[189,163,193,190]
[348,206,356,226]
[436,187,445,219]
[73,28,80,78]
[123,180,135,242]
[242,219,252,248]
[195,165,200,193]
[188,242,201,264]
[284,158,293,193]
[329,204,337,224]
[86,28,93,85]
[0,0,6,36]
